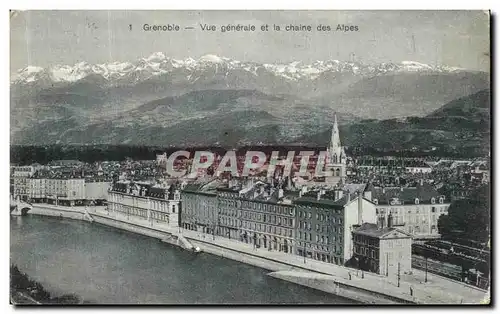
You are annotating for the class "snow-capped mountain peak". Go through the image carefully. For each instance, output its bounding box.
[15,66,44,83]
[145,52,167,62]
[199,54,225,63]
[11,53,466,85]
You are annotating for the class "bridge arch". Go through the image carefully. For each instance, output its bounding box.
[20,206,32,215]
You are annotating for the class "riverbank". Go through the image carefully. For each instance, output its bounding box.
[28,203,104,221]
[10,265,84,305]
[21,205,489,304]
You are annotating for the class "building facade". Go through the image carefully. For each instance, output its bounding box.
[107,181,180,228]
[216,187,242,240]
[13,177,30,201]
[85,181,112,201]
[44,178,86,205]
[12,166,37,201]
[367,183,450,239]
[235,183,296,253]
[12,166,36,177]
[352,221,412,275]
[294,189,377,265]
[181,181,220,234]
[181,180,297,253]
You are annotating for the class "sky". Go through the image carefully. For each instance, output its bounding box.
[10,10,490,73]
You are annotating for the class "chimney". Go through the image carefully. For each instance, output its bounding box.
[278,188,284,199]
[334,189,344,201]
[400,186,404,192]
[388,213,394,228]
[299,190,303,198]
[377,216,385,229]
[363,189,372,201]
[301,186,308,194]
[346,193,350,203]
[420,179,424,186]
[317,191,321,201]
[357,191,363,225]
[382,187,385,194]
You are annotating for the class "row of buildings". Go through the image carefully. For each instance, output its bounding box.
[11,165,111,205]
[178,176,447,273]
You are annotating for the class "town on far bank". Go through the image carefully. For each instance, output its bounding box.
[10,116,490,298]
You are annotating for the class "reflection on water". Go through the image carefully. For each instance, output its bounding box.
[10,215,355,304]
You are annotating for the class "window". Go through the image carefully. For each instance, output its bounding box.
[431,207,436,213]
[431,197,436,204]
[415,198,419,205]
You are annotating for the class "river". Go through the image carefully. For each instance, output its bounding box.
[10,215,355,304]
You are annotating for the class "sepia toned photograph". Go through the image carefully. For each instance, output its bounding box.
[9,10,491,305]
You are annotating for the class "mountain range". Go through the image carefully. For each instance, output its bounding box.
[10,53,490,152]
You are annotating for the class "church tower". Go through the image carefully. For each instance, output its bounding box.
[325,114,346,186]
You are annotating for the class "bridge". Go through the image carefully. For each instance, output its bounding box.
[10,196,33,216]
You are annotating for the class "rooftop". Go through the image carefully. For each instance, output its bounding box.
[353,223,412,239]
[370,183,444,205]
[294,190,358,209]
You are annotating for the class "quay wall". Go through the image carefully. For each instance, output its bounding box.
[187,236,293,273]
[268,272,410,304]
[29,204,86,221]
[91,213,169,241]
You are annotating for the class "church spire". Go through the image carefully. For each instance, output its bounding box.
[324,113,346,186]
[330,113,341,152]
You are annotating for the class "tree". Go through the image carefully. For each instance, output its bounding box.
[438,184,490,243]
